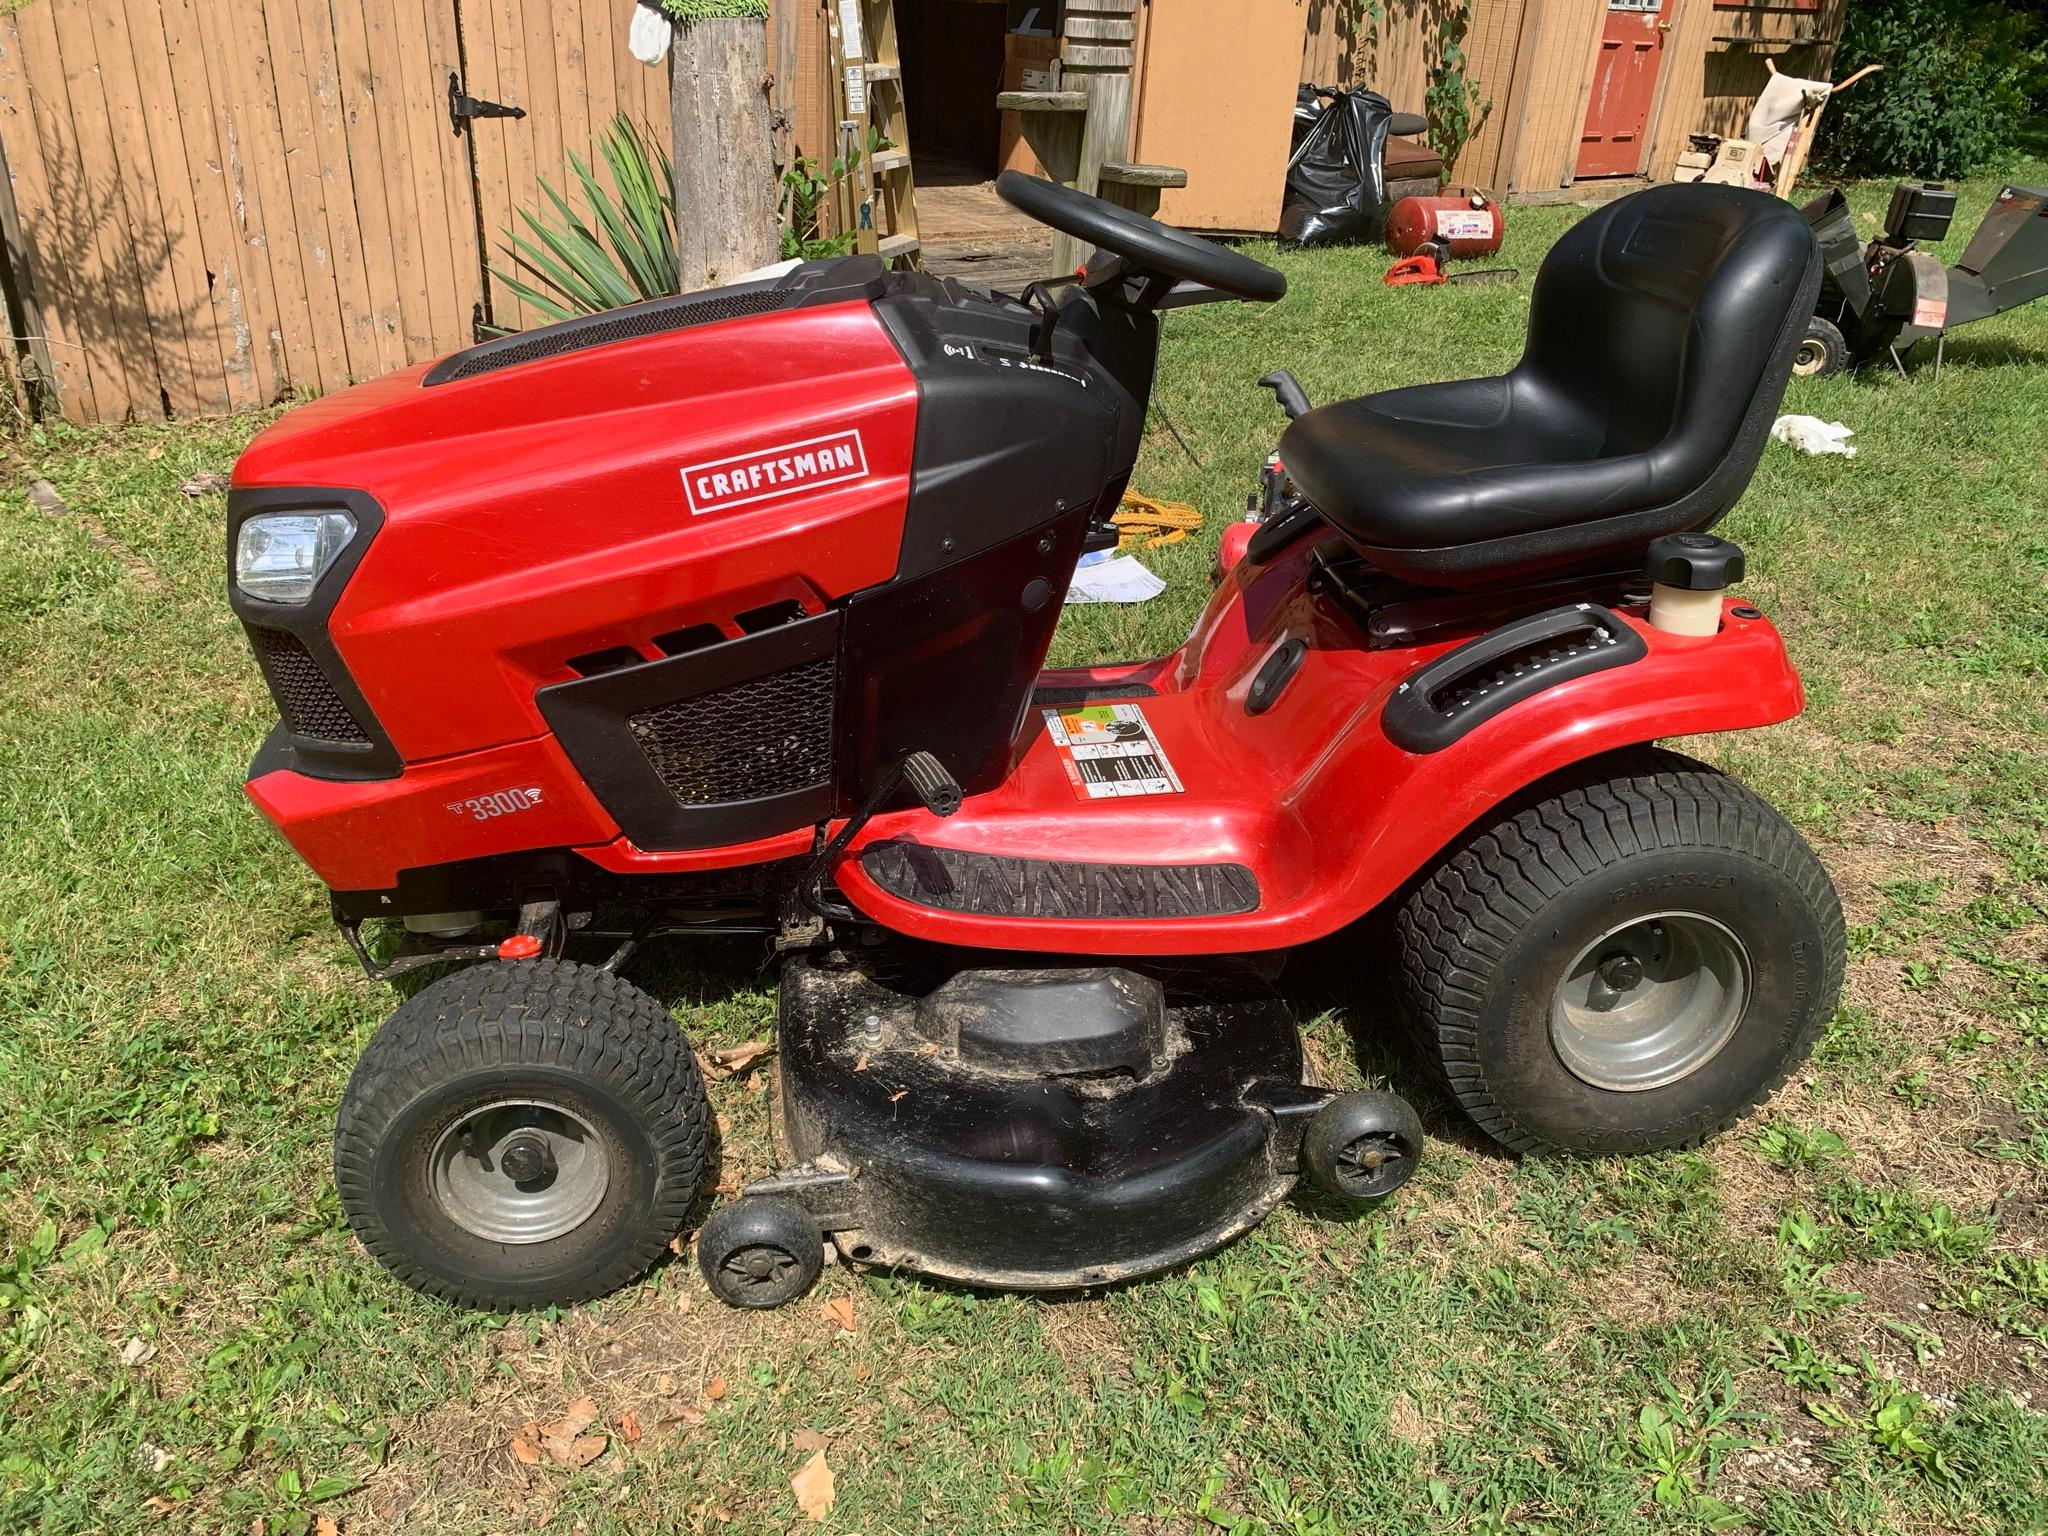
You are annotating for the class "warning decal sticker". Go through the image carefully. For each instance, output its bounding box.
[1042,703,1184,800]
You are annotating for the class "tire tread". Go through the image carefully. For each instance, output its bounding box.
[1395,747,1844,1156]
[333,959,711,1309]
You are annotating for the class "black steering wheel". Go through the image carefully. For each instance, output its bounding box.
[995,171,1286,303]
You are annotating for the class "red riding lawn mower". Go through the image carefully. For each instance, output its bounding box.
[230,173,1843,1311]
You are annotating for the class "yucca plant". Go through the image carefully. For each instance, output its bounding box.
[488,115,678,327]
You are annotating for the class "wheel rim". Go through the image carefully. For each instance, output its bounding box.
[1793,337,1829,377]
[428,1098,611,1244]
[1338,1132,1409,1195]
[719,1243,801,1298]
[1549,912,1751,1092]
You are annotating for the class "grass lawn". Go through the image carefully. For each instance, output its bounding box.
[3,162,2046,1535]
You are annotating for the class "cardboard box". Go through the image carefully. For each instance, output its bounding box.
[999,31,1060,176]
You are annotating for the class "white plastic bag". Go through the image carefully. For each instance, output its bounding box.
[1771,414,1856,457]
[628,2,674,65]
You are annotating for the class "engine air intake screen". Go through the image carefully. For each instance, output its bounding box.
[247,625,370,743]
[629,656,835,805]
[422,287,788,385]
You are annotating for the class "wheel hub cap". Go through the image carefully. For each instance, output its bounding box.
[429,1099,610,1244]
[724,1244,797,1291]
[1549,912,1751,1092]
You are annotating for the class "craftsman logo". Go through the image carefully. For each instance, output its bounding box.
[681,430,868,516]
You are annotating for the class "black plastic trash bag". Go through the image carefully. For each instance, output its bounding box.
[1279,85,1393,248]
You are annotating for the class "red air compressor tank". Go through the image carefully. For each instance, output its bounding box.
[1386,188,1505,259]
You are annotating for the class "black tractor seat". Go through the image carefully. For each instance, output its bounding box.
[1278,184,1821,589]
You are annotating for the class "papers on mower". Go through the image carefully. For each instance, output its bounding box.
[1066,549,1167,604]
[1771,414,1857,457]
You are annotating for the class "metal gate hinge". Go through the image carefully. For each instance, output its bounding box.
[448,72,526,135]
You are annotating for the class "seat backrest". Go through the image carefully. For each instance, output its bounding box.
[1520,184,1820,507]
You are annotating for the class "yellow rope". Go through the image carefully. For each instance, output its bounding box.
[1113,491,1203,550]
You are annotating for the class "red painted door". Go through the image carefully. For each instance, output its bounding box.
[1576,0,1672,178]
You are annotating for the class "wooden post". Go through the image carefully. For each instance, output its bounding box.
[1062,4,1137,180]
[671,17,780,290]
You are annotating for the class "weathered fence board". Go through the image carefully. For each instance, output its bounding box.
[0,0,827,423]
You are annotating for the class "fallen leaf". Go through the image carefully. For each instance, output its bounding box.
[704,1375,727,1400]
[146,443,165,461]
[669,1233,687,1256]
[821,1296,856,1333]
[520,1396,608,1467]
[656,1402,705,1430]
[542,1395,601,1442]
[793,1427,831,1453]
[119,1336,156,1367]
[889,1089,909,1103]
[552,1433,608,1468]
[313,1518,340,1536]
[853,1053,869,1072]
[702,1040,775,1079]
[658,1373,674,1394]
[618,1409,643,1444]
[791,1449,836,1521]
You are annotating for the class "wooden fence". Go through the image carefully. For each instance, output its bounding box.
[0,0,824,424]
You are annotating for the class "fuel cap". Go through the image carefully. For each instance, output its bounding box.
[1646,533,1745,591]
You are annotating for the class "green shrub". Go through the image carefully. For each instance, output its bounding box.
[1816,0,2044,180]
[489,115,678,326]
[656,0,770,19]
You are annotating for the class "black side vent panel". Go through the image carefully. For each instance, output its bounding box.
[1383,604,1647,754]
[536,611,842,851]
[423,286,788,385]
[247,626,370,744]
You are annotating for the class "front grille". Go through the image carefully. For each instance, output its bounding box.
[423,289,788,385]
[627,656,835,805]
[247,626,369,743]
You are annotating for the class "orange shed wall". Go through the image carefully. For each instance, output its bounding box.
[1132,0,1314,231]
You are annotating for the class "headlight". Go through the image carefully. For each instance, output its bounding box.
[234,511,357,604]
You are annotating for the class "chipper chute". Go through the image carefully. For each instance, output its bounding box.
[1799,181,2048,378]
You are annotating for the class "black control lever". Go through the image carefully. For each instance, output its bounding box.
[900,751,963,818]
[800,750,962,919]
[1258,370,1312,421]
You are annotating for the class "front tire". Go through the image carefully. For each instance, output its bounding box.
[1395,748,1843,1156]
[334,960,712,1310]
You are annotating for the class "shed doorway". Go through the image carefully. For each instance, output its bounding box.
[895,0,1054,284]
[1576,0,1675,178]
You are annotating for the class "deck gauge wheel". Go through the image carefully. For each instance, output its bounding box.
[1303,1090,1426,1200]
[695,1197,825,1309]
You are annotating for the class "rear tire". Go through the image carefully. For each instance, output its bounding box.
[1395,748,1843,1156]
[1793,317,1848,379]
[334,959,712,1310]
